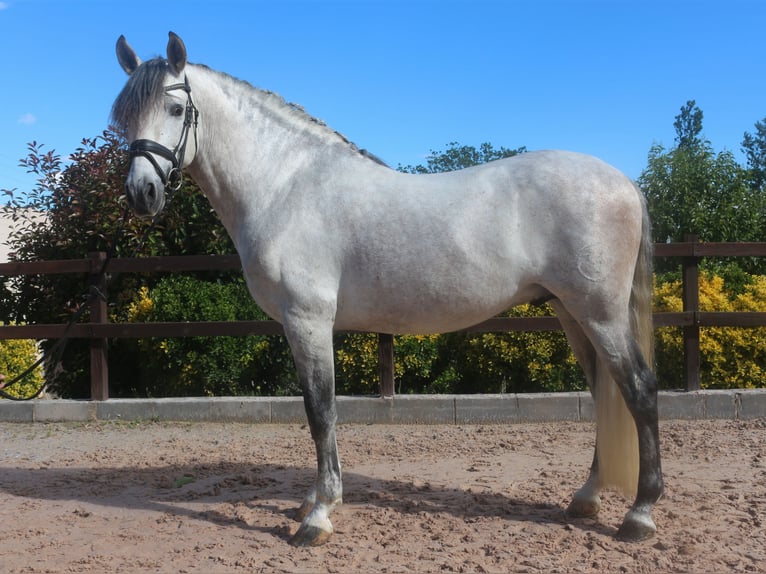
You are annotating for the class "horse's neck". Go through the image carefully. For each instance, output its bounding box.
[186,65,380,235]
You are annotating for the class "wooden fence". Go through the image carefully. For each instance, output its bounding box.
[2,236,766,400]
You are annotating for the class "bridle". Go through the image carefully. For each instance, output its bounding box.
[128,74,199,192]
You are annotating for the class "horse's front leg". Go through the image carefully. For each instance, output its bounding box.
[283,316,341,546]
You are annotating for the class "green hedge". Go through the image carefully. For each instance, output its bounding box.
[118,272,766,397]
[125,276,298,397]
[126,279,585,396]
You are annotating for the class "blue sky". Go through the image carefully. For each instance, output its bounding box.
[1,0,764,194]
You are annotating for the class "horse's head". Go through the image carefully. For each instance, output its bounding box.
[113,32,199,216]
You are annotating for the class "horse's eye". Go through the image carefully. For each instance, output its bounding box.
[171,104,184,117]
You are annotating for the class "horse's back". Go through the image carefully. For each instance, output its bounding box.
[326,150,642,334]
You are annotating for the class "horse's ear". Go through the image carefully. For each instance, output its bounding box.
[116,35,141,76]
[167,32,187,75]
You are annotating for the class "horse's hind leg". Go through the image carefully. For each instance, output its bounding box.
[587,322,663,540]
[550,301,602,518]
[281,315,342,546]
[610,345,664,541]
[555,301,663,541]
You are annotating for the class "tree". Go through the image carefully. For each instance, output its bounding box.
[673,100,704,150]
[639,101,765,274]
[398,141,526,174]
[742,118,766,192]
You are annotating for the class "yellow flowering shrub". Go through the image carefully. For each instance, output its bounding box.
[335,333,444,394]
[445,303,583,393]
[335,303,584,395]
[126,285,154,322]
[654,273,766,389]
[0,323,45,399]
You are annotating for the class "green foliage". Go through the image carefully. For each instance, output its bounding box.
[442,305,585,394]
[639,101,766,274]
[398,141,526,173]
[124,276,297,397]
[637,101,766,389]
[335,333,448,394]
[0,325,45,399]
[1,130,236,397]
[673,100,704,150]
[742,117,766,192]
[334,305,585,395]
[654,273,766,389]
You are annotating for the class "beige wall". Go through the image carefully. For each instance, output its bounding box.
[0,210,46,262]
[0,212,13,262]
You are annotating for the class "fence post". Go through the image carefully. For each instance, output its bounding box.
[378,333,395,397]
[89,251,109,401]
[682,235,700,391]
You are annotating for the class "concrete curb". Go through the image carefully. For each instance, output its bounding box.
[0,389,763,424]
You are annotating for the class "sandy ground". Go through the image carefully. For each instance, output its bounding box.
[0,418,763,573]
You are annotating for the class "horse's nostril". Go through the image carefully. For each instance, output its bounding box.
[146,182,156,201]
[125,183,136,207]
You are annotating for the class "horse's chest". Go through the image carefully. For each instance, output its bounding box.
[238,236,339,323]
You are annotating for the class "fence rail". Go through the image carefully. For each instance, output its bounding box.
[2,236,766,399]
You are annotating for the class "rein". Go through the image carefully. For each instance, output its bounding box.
[128,75,199,191]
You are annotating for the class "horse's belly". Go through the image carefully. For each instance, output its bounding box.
[335,302,508,335]
[334,277,543,335]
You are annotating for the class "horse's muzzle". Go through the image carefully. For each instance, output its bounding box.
[125,172,166,217]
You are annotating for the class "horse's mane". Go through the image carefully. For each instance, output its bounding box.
[111,58,168,133]
[111,58,386,167]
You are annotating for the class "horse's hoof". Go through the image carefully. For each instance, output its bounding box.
[616,509,656,542]
[566,494,601,517]
[289,521,333,547]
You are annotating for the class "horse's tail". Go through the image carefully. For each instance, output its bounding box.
[594,185,653,497]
